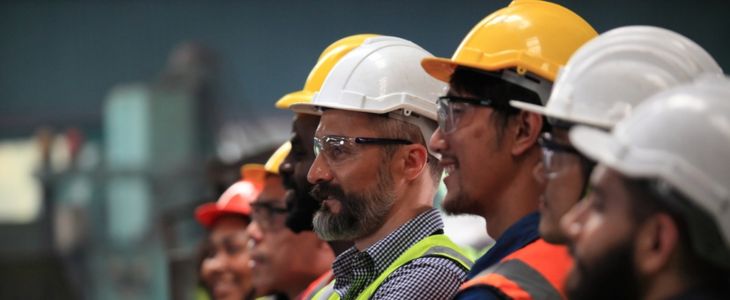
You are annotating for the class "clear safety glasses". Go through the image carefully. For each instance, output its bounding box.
[537,133,585,179]
[436,95,503,134]
[313,135,412,164]
[250,202,288,232]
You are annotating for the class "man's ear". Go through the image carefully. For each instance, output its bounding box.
[635,213,680,275]
[511,111,543,156]
[398,144,428,181]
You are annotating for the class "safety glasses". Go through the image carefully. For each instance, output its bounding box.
[313,135,412,164]
[250,202,289,231]
[436,95,504,134]
[537,133,585,179]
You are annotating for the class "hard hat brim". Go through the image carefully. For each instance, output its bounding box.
[421,56,460,83]
[195,202,251,229]
[511,100,614,129]
[276,90,314,110]
[288,102,323,116]
[422,55,557,84]
[422,56,512,83]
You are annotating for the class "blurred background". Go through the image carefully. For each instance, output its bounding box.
[1,0,729,299]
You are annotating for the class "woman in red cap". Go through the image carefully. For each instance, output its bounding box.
[195,165,266,300]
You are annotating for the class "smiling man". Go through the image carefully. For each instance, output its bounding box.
[562,77,730,300]
[420,1,596,299]
[292,36,472,299]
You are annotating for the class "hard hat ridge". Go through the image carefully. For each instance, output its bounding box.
[291,35,447,157]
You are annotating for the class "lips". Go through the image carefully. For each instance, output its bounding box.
[321,198,342,214]
[439,155,459,178]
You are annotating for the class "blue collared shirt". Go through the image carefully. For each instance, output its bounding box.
[455,212,541,300]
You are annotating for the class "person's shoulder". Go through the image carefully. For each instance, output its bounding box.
[383,256,468,286]
[454,286,506,300]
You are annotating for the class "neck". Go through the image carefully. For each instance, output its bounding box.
[285,282,310,300]
[285,243,334,299]
[354,177,435,250]
[642,268,690,300]
[483,150,541,239]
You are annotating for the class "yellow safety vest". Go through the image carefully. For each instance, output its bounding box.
[310,234,473,300]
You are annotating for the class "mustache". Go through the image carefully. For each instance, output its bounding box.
[310,182,345,201]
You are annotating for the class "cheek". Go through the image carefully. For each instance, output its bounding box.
[231,252,252,276]
[337,160,379,191]
[295,161,313,185]
[200,259,215,280]
[575,214,615,260]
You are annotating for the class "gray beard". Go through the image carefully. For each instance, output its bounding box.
[312,168,395,241]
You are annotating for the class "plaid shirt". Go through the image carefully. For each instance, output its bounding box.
[331,208,468,299]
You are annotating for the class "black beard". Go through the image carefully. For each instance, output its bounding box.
[566,237,641,300]
[283,186,319,233]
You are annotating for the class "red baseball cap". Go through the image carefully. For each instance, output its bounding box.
[195,164,266,228]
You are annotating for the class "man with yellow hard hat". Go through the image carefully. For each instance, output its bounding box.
[421,1,597,299]
[270,34,375,299]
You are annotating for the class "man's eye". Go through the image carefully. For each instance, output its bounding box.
[451,104,468,116]
[330,145,347,158]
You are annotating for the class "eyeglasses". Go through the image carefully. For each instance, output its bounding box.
[250,202,289,231]
[313,135,412,164]
[537,133,585,179]
[437,95,504,134]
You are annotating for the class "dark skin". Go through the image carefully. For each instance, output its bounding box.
[280,113,352,255]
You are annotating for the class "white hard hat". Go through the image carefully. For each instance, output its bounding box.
[569,75,730,267]
[290,36,447,151]
[511,26,723,129]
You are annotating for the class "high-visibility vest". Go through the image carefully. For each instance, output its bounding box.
[459,239,572,300]
[311,234,473,300]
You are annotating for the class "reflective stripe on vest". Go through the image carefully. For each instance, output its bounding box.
[459,239,572,300]
[312,234,474,300]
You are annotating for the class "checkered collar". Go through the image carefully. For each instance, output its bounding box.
[331,208,444,297]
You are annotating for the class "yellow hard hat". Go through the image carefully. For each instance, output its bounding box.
[264,141,291,174]
[275,34,379,109]
[422,0,597,82]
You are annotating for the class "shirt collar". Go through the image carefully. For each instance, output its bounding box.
[331,208,444,284]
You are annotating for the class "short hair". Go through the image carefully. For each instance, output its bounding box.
[368,113,442,186]
[624,177,729,283]
[449,67,549,140]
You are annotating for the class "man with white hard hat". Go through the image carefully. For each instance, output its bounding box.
[510,25,723,244]
[292,36,472,299]
[562,76,730,299]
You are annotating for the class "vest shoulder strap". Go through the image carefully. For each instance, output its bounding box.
[354,234,474,300]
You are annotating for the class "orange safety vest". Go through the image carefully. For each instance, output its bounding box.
[297,270,335,300]
[459,239,572,300]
